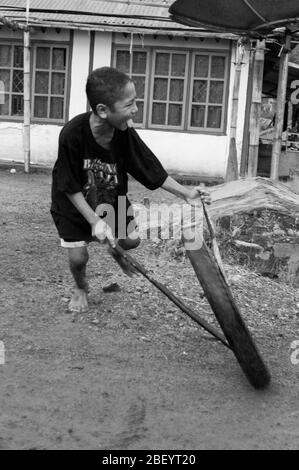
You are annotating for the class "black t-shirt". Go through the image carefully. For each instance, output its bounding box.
[51,112,168,239]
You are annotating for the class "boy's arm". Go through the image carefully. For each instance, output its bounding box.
[67,192,137,277]
[161,176,211,205]
[66,192,115,245]
[66,192,99,225]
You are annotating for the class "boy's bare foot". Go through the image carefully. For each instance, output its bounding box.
[68,288,88,313]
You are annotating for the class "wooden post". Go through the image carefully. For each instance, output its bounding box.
[247,40,265,177]
[24,1,30,173]
[240,47,255,177]
[225,45,243,182]
[270,34,291,180]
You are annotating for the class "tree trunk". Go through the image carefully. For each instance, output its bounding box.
[209,177,299,221]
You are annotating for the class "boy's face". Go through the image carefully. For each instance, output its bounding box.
[105,81,138,130]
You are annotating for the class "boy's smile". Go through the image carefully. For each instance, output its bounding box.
[90,81,139,149]
[105,81,138,130]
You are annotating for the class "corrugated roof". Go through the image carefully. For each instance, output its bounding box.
[0,0,174,18]
[0,0,237,37]
[0,9,179,29]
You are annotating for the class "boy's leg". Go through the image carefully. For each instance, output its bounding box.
[102,228,140,292]
[68,246,89,312]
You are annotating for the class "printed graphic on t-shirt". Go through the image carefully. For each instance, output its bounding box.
[83,159,119,209]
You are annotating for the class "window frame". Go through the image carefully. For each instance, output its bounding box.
[187,51,230,132]
[0,38,71,124]
[149,49,189,131]
[32,43,70,123]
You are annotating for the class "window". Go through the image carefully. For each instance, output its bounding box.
[114,46,229,133]
[33,45,68,121]
[0,44,24,116]
[150,51,188,129]
[189,54,227,130]
[0,43,69,122]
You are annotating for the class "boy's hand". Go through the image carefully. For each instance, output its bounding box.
[92,219,116,247]
[186,187,212,206]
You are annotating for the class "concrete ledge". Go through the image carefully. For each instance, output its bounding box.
[0,160,52,174]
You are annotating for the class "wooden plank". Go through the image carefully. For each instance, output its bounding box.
[225,52,242,182]
[24,30,31,174]
[247,40,265,177]
[271,35,291,180]
[240,48,255,177]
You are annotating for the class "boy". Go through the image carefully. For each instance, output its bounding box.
[51,67,208,313]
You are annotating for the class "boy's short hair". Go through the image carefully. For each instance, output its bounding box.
[86,67,132,113]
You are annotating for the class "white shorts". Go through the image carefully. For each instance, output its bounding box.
[60,239,89,248]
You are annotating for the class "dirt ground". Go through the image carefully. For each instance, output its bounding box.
[0,167,299,450]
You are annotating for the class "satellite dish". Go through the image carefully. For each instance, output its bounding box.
[169,0,299,35]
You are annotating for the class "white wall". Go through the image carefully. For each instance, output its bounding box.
[0,122,63,165]
[138,129,227,177]
[93,32,112,69]
[0,123,24,162]
[68,30,91,119]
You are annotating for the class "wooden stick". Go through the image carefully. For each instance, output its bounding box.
[24,29,31,174]
[271,34,291,180]
[201,199,229,284]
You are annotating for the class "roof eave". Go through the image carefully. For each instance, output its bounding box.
[2,17,239,38]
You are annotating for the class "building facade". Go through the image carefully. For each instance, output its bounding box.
[0,1,251,179]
